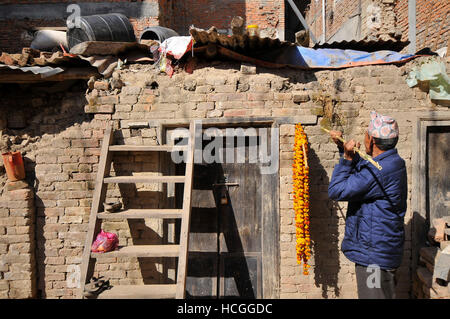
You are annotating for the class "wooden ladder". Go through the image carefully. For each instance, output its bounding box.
[78,121,197,299]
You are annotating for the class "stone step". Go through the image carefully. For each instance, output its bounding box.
[109,145,187,152]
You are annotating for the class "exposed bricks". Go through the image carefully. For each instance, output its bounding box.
[0,186,36,299]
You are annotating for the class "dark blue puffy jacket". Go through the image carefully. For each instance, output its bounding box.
[328,148,407,270]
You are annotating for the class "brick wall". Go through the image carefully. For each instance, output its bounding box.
[0,185,37,298]
[305,0,449,51]
[0,0,160,53]
[395,0,449,52]
[0,56,449,298]
[169,0,285,38]
[306,0,400,43]
[0,0,286,53]
[305,0,360,42]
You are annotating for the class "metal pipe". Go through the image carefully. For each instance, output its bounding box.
[408,0,417,54]
[322,0,326,43]
[286,0,318,44]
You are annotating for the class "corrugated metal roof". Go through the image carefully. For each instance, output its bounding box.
[313,39,410,52]
[189,27,293,54]
[0,49,83,67]
[0,64,64,78]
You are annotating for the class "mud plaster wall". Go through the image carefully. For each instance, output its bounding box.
[0,56,449,299]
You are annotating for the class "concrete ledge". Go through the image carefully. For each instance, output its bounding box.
[146,116,318,128]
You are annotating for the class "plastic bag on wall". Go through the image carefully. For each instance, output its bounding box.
[406,58,450,101]
[91,230,119,253]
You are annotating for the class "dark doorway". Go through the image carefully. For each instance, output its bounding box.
[285,0,310,43]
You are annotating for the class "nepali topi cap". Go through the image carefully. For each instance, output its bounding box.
[367,111,399,139]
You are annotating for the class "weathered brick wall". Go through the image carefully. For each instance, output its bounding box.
[0,56,449,298]
[305,0,449,51]
[0,0,286,53]
[153,0,285,38]
[305,0,360,42]
[306,0,399,43]
[395,0,449,52]
[0,0,160,53]
[0,185,37,298]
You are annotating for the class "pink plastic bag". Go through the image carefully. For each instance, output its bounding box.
[91,230,119,253]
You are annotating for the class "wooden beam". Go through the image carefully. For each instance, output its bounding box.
[408,0,417,54]
[69,41,150,56]
[33,27,67,31]
[0,67,99,83]
[175,120,198,299]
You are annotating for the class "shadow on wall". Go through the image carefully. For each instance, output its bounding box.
[0,81,91,298]
[308,147,341,298]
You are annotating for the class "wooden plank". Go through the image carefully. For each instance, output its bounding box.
[0,67,99,83]
[150,116,318,130]
[91,245,180,258]
[262,122,280,298]
[33,27,68,31]
[104,176,185,184]
[97,285,177,299]
[69,41,150,56]
[109,145,187,152]
[176,120,198,299]
[79,122,114,299]
[97,209,183,219]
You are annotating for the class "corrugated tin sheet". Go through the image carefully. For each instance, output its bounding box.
[189,27,293,54]
[0,64,64,78]
[0,49,84,67]
[313,39,410,52]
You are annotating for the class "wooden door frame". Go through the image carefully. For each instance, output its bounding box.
[411,112,450,278]
[154,117,321,299]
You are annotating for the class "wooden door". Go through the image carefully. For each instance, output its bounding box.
[427,126,450,222]
[218,159,262,299]
[176,128,278,299]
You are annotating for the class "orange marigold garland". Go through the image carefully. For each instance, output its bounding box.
[293,123,311,275]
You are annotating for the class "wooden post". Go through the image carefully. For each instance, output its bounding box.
[175,120,198,298]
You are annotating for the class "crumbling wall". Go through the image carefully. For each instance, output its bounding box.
[361,0,400,41]
[0,56,449,299]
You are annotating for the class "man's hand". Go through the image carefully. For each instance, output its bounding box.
[330,130,344,149]
[343,139,361,161]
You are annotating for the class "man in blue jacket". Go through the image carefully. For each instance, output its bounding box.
[328,111,407,299]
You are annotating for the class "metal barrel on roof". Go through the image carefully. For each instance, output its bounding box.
[66,13,136,49]
[139,26,179,44]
